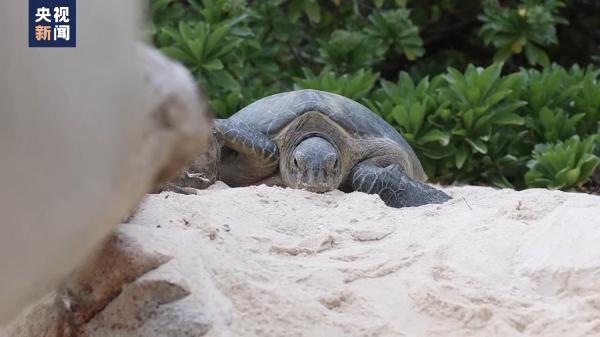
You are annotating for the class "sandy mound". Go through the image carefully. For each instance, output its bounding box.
[5,183,600,336]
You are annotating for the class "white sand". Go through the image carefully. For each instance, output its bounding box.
[117,183,600,336]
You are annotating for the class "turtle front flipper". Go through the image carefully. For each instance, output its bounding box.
[215,118,280,186]
[350,161,450,208]
[216,119,279,163]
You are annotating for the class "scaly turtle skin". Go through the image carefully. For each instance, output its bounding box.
[215,89,450,208]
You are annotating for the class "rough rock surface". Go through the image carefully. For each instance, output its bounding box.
[157,126,222,193]
[4,184,600,337]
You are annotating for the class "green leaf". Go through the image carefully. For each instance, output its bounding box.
[187,39,205,60]
[161,26,185,45]
[202,58,224,70]
[580,156,600,181]
[473,113,495,129]
[525,44,550,67]
[391,105,410,128]
[409,102,425,133]
[565,167,580,186]
[455,144,469,169]
[159,46,195,64]
[304,1,321,23]
[463,109,475,129]
[491,112,525,125]
[466,138,488,154]
[213,40,240,58]
[465,87,481,105]
[206,24,231,55]
[178,21,195,42]
[207,70,240,91]
[419,129,450,146]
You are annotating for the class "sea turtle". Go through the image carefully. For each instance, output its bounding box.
[215,89,450,208]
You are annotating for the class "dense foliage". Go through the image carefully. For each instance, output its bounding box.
[149,0,600,190]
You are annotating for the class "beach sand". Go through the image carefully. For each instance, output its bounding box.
[5,183,600,336]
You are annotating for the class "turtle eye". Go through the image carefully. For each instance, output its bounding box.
[293,157,299,169]
[325,155,339,170]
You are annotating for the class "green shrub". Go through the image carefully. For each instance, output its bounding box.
[437,64,526,176]
[525,136,600,189]
[316,30,385,73]
[365,72,451,178]
[479,0,567,66]
[293,68,379,100]
[157,21,244,90]
[519,66,597,143]
[364,9,424,61]
[575,70,600,135]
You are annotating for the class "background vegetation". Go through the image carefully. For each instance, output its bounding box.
[149,0,600,190]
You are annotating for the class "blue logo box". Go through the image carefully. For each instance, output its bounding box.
[29,0,76,47]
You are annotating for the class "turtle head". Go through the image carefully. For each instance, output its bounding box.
[283,136,342,193]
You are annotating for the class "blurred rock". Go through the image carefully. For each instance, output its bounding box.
[0,0,211,321]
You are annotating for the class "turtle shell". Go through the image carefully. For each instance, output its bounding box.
[230,89,420,161]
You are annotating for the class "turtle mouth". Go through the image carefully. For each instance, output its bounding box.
[290,167,338,193]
